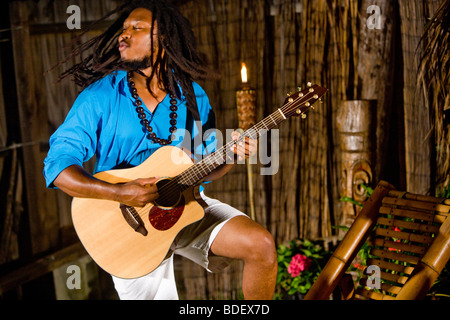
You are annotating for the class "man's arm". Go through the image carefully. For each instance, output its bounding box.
[53,165,159,207]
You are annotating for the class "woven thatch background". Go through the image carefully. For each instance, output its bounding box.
[0,0,448,300]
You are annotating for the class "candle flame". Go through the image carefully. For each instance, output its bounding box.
[241,63,248,84]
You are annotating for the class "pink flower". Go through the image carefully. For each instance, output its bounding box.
[287,254,312,277]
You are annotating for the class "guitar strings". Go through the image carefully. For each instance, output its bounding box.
[151,92,319,201]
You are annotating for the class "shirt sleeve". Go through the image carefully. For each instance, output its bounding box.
[43,89,102,188]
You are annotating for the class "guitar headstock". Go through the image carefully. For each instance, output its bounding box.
[282,83,328,119]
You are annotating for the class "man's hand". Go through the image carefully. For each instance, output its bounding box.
[114,177,159,207]
[231,131,257,161]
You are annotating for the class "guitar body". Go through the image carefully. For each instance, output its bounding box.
[71,146,206,279]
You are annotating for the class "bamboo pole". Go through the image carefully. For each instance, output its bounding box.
[396,215,450,300]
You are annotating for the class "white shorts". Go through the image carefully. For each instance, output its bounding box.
[111,192,247,300]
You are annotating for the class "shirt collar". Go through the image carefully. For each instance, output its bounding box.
[111,69,187,104]
[111,70,130,98]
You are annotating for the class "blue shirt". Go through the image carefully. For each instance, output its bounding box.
[43,70,216,189]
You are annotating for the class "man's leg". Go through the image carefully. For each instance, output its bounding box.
[111,255,178,300]
[210,216,278,300]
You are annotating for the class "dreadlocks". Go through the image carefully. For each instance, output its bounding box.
[58,0,214,115]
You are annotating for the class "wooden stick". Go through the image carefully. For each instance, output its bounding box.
[382,197,450,213]
[376,216,441,233]
[359,278,403,295]
[373,238,427,255]
[246,160,256,221]
[0,148,17,264]
[370,248,420,265]
[388,190,450,205]
[356,288,395,300]
[367,257,415,275]
[375,228,434,245]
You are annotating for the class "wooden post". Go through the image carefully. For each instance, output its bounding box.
[9,1,59,255]
[358,0,396,185]
[337,100,376,226]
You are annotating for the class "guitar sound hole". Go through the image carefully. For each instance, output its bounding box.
[155,178,182,208]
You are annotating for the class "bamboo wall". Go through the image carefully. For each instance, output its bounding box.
[0,0,447,300]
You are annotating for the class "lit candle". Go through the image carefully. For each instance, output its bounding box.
[241,63,248,84]
[236,63,256,130]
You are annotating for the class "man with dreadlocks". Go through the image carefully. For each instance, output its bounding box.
[43,0,277,300]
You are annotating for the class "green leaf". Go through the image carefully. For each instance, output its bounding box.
[288,287,297,295]
[340,196,363,207]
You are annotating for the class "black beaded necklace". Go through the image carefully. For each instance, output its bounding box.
[127,71,178,145]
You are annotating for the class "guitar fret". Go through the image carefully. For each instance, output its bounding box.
[268,114,278,126]
[278,108,287,120]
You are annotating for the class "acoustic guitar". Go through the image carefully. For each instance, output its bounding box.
[71,84,327,279]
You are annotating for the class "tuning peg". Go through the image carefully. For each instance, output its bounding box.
[301,113,307,119]
[319,98,323,104]
[307,82,312,88]
[297,87,302,92]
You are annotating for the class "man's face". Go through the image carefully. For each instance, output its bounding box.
[118,8,159,67]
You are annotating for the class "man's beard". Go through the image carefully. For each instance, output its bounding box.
[121,55,152,71]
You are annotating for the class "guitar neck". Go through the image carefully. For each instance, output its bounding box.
[175,83,327,187]
[176,109,286,187]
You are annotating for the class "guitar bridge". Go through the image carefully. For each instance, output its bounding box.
[120,204,148,236]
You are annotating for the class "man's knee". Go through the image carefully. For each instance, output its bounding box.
[245,227,277,267]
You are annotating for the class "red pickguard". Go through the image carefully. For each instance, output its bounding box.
[149,203,185,231]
